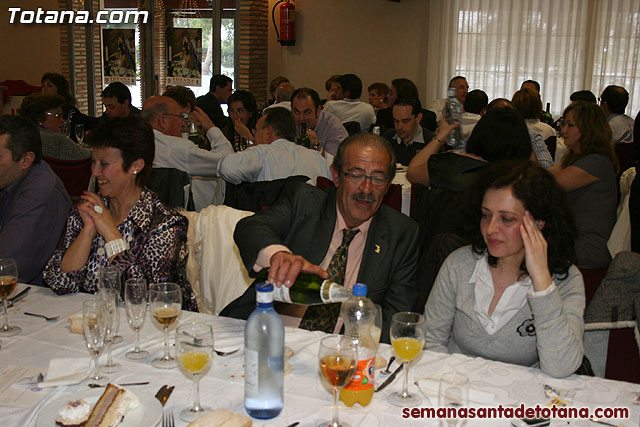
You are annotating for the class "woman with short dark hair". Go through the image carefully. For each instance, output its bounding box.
[223,90,259,151]
[44,116,197,311]
[425,161,584,378]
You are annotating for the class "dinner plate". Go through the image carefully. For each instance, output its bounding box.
[35,389,162,427]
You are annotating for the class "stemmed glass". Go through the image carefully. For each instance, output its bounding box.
[438,372,469,427]
[150,282,182,369]
[318,335,358,427]
[389,311,426,407]
[98,288,121,373]
[0,258,21,337]
[370,303,383,347]
[83,299,109,386]
[176,322,213,422]
[124,278,149,360]
[99,266,123,343]
[75,124,85,146]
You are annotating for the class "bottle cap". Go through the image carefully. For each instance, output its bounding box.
[352,283,367,296]
[256,282,274,304]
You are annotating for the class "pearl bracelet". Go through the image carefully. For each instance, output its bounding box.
[105,238,128,259]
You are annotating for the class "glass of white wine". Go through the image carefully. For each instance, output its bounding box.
[150,282,181,369]
[176,322,213,422]
[99,266,123,343]
[0,258,20,337]
[318,335,358,427]
[124,278,149,360]
[83,299,108,386]
[98,288,121,373]
[389,311,425,407]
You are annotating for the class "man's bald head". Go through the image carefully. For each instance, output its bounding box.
[275,83,295,103]
[142,95,186,137]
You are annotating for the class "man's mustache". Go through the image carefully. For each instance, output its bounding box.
[353,193,376,203]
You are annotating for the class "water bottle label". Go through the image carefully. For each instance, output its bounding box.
[343,357,375,391]
[245,349,259,397]
[272,286,292,303]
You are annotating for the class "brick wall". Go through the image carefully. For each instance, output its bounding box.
[237,0,268,103]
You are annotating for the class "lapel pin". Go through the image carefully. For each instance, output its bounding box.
[374,244,381,254]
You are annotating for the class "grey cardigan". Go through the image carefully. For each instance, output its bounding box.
[425,246,585,378]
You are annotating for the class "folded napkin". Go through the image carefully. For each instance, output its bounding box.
[38,358,90,388]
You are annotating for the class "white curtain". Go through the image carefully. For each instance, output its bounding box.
[426,0,640,117]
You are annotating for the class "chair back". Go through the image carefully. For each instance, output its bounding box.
[342,121,361,136]
[544,136,556,160]
[615,143,636,178]
[316,176,403,212]
[43,156,92,198]
[224,175,310,212]
[148,167,194,210]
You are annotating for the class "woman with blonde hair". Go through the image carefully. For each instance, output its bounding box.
[549,101,619,269]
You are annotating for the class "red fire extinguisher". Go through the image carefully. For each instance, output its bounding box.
[272,0,295,46]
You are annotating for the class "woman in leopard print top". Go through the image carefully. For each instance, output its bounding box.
[44,117,197,311]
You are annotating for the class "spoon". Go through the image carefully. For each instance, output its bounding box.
[24,312,60,322]
[380,356,395,375]
[88,381,149,388]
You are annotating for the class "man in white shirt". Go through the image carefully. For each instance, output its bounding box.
[217,107,333,185]
[461,89,488,142]
[142,95,233,177]
[323,74,376,132]
[600,85,635,144]
[428,76,469,124]
[264,82,294,112]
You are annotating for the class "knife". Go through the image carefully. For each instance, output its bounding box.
[8,287,30,307]
[375,363,403,392]
[159,385,174,406]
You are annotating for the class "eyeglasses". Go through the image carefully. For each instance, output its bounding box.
[342,171,390,186]
[45,112,63,119]
[163,112,189,122]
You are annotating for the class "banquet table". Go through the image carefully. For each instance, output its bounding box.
[1,285,639,427]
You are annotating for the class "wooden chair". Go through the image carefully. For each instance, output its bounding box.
[43,156,92,198]
[316,176,403,213]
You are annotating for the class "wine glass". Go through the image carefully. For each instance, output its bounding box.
[318,335,358,427]
[98,288,121,373]
[83,299,109,386]
[389,311,426,407]
[176,322,213,422]
[370,303,382,348]
[150,282,182,369]
[99,266,123,343]
[124,278,149,360]
[75,124,85,146]
[438,372,469,427]
[0,258,21,337]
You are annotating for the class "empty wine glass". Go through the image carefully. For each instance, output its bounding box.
[125,278,149,360]
[318,335,358,427]
[371,303,382,348]
[83,299,108,386]
[389,311,426,407]
[438,372,469,426]
[99,266,123,343]
[98,288,121,373]
[176,322,213,422]
[0,258,21,337]
[150,282,182,369]
[75,124,85,146]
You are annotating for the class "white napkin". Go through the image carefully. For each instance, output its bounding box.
[415,377,502,405]
[38,358,90,388]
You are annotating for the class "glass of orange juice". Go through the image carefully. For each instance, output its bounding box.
[389,311,425,407]
[176,322,213,422]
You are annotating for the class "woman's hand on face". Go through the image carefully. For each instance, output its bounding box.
[233,118,253,140]
[520,211,553,291]
[79,192,122,242]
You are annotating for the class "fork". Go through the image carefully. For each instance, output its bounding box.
[162,409,175,427]
[24,312,60,322]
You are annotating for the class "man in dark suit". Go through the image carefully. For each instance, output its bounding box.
[221,133,419,342]
[196,74,232,129]
[375,78,437,134]
[384,97,435,166]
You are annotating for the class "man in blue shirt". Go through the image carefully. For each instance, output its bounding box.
[0,115,70,285]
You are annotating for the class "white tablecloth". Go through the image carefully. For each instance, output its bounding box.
[1,286,639,426]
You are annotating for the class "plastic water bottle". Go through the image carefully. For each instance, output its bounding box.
[443,87,463,150]
[244,283,284,419]
[339,283,377,407]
